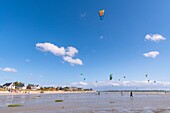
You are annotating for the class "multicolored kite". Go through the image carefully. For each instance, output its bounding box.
[99,10,105,20]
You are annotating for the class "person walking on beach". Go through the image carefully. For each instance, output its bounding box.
[95,91,100,95]
[130,91,133,98]
[121,91,123,96]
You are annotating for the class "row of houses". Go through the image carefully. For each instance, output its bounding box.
[0,82,41,90]
[0,82,94,91]
[58,87,93,91]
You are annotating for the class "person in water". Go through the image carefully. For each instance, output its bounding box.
[130,91,133,97]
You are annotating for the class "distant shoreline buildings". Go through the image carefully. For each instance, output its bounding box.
[0,82,93,92]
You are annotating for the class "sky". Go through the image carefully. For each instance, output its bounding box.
[0,0,170,90]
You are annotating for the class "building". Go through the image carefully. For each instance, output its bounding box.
[69,87,79,91]
[2,83,15,89]
[27,84,40,90]
[15,83,26,90]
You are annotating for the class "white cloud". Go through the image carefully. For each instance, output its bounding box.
[36,42,65,56]
[63,56,83,65]
[70,80,170,90]
[66,46,78,57]
[143,51,159,58]
[36,42,83,66]
[71,82,88,86]
[145,34,166,42]
[0,67,17,72]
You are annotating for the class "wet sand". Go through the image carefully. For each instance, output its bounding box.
[0,92,170,113]
[0,90,94,95]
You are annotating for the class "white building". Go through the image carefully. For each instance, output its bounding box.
[27,84,41,90]
[3,83,15,89]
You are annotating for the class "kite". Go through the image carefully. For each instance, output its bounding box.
[80,73,85,81]
[145,74,148,78]
[99,10,105,20]
[109,74,113,80]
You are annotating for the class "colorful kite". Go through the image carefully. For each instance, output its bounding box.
[99,10,105,20]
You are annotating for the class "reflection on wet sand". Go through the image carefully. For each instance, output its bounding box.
[0,92,170,113]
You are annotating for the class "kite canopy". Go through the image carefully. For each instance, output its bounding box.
[109,74,112,80]
[145,74,148,78]
[99,10,105,20]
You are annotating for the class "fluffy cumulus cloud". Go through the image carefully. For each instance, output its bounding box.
[143,51,160,58]
[63,56,83,65]
[36,42,83,65]
[145,34,166,42]
[0,67,17,72]
[66,46,78,57]
[36,43,65,56]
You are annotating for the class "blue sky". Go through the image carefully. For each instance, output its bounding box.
[0,0,170,89]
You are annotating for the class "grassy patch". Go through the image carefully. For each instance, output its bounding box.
[8,104,22,107]
[55,100,63,102]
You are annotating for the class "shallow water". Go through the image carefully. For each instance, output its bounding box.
[0,92,170,113]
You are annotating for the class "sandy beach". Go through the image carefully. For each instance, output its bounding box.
[0,91,170,113]
[0,90,96,95]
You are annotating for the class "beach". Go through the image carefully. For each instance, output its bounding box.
[0,91,170,113]
[0,90,70,95]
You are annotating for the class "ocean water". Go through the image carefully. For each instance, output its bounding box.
[0,92,170,113]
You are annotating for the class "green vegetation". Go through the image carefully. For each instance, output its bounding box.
[55,100,63,102]
[8,104,22,107]
[14,81,24,87]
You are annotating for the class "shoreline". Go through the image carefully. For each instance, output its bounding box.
[0,90,169,96]
[0,90,96,96]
